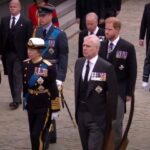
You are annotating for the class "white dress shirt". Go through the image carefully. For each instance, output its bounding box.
[10,13,21,28]
[108,36,120,51]
[82,55,98,81]
[88,26,99,35]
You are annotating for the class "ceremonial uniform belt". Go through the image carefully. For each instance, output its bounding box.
[28,89,50,96]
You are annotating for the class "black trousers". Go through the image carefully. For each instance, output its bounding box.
[28,109,50,150]
[5,52,22,103]
[77,111,104,150]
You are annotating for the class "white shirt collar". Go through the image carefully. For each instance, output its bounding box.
[44,23,52,32]
[109,36,120,47]
[88,26,99,35]
[88,55,98,64]
[11,13,20,21]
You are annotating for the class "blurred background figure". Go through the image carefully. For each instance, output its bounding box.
[76,0,105,30]
[139,3,150,55]
[0,0,32,110]
[28,0,59,28]
[142,42,150,91]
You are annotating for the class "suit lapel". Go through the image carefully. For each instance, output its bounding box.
[45,25,54,39]
[6,17,11,30]
[13,16,23,29]
[100,40,109,59]
[111,38,122,63]
[75,58,85,103]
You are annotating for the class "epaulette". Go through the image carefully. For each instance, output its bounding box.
[23,58,30,63]
[43,59,52,66]
[54,26,63,31]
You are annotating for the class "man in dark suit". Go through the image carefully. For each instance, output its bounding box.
[78,12,105,58]
[35,3,69,144]
[99,17,137,150]
[0,0,32,109]
[75,35,118,150]
[139,3,150,55]
[76,0,105,30]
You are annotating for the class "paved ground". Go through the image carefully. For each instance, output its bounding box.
[0,0,150,149]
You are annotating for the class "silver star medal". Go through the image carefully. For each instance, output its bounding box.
[49,48,54,54]
[119,65,124,70]
[95,86,103,94]
[38,85,45,91]
[37,77,44,85]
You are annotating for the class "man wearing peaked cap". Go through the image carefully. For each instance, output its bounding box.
[38,4,55,15]
[23,37,60,150]
[28,0,59,28]
[35,2,69,144]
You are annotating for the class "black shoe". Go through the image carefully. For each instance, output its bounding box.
[49,139,56,144]
[9,102,19,110]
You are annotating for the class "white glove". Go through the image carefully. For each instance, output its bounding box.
[56,80,63,91]
[51,112,59,120]
[142,82,150,91]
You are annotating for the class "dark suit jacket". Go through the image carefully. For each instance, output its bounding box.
[76,0,105,30]
[75,57,118,128]
[78,27,105,57]
[99,38,137,102]
[0,16,32,74]
[139,3,150,52]
[104,0,122,18]
[35,25,69,82]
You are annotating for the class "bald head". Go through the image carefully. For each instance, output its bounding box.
[86,12,98,32]
[9,0,21,16]
[83,35,100,59]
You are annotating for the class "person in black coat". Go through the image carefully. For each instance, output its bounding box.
[78,12,105,58]
[76,0,105,30]
[142,42,150,91]
[99,0,122,29]
[23,37,60,150]
[99,17,137,150]
[75,35,118,150]
[0,0,32,109]
[139,3,150,55]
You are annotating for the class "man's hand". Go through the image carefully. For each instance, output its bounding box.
[139,39,144,47]
[51,112,59,120]
[126,96,132,102]
[142,82,150,91]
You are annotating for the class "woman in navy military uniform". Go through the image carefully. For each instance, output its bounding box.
[23,37,60,150]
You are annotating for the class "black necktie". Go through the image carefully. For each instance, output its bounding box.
[84,60,90,83]
[11,16,15,28]
[43,29,47,38]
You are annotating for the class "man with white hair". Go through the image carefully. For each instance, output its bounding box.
[78,12,105,58]
[0,0,32,109]
[74,35,118,150]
